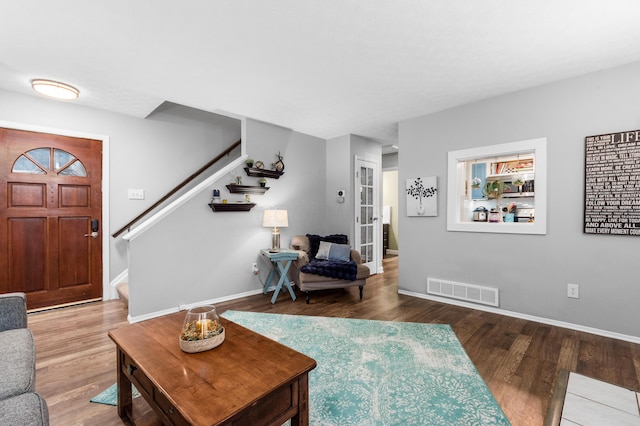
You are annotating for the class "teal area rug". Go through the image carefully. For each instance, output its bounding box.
[90,383,140,406]
[221,311,510,426]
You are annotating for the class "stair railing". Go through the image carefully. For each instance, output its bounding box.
[112,139,241,238]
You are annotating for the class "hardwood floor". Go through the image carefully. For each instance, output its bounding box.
[28,256,640,425]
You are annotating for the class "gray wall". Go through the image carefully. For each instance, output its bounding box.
[326,135,383,266]
[325,135,352,235]
[382,152,398,169]
[128,119,326,317]
[398,61,640,338]
[0,90,240,283]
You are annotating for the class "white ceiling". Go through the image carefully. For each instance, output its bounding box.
[2,1,640,148]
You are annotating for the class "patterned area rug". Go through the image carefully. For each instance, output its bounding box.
[90,383,140,406]
[221,311,510,426]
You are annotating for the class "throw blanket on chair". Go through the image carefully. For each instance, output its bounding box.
[301,259,358,281]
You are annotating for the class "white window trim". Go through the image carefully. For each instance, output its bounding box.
[446,137,547,235]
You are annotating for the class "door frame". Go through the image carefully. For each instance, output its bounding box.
[354,155,382,275]
[0,120,112,301]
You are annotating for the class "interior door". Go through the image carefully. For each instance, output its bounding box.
[355,157,380,274]
[0,128,103,310]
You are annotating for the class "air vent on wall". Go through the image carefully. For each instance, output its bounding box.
[427,277,499,307]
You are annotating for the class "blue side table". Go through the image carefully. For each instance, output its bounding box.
[261,249,300,304]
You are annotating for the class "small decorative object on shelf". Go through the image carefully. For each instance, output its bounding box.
[208,203,256,212]
[471,177,482,189]
[258,177,267,187]
[272,152,285,172]
[504,203,516,222]
[179,305,225,353]
[254,160,265,169]
[225,184,269,194]
[211,189,221,203]
[246,158,254,168]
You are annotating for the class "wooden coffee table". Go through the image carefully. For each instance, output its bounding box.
[108,311,316,425]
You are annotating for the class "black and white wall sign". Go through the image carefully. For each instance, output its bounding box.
[585,129,640,236]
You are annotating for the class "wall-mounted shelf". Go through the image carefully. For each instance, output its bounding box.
[489,158,534,175]
[225,184,269,194]
[244,167,284,179]
[208,203,256,212]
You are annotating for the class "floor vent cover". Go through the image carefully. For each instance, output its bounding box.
[427,278,499,307]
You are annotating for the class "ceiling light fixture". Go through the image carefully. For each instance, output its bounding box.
[31,79,79,100]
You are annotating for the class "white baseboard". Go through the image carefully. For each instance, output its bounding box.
[386,249,398,255]
[129,284,639,345]
[127,288,265,324]
[398,289,640,345]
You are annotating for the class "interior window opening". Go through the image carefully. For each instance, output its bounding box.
[462,151,535,224]
[446,138,547,235]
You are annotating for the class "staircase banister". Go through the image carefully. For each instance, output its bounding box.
[112,139,241,238]
[122,154,247,242]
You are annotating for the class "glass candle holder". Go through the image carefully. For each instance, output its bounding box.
[179,305,225,353]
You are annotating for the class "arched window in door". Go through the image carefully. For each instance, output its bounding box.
[12,147,87,176]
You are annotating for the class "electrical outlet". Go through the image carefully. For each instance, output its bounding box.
[567,284,579,299]
[252,263,259,275]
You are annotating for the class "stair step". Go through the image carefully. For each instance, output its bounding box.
[115,282,129,309]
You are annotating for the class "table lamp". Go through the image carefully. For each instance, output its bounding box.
[263,209,288,252]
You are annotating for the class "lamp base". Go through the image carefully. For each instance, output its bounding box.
[271,228,281,252]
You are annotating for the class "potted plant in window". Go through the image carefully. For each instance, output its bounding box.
[483,180,505,222]
[512,175,524,193]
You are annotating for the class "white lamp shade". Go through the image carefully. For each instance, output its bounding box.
[263,210,288,228]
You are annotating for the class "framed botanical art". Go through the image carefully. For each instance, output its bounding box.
[406,176,437,216]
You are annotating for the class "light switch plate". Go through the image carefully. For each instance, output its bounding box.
[128,188,145,200]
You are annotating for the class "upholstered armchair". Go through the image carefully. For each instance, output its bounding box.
[289,234,370,303]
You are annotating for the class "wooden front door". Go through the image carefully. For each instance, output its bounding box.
[0,128,103,310]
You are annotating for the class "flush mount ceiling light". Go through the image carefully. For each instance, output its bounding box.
[31,79,79,100]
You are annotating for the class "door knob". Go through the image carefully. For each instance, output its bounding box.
[85,219,99,238]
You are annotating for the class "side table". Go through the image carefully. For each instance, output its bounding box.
[261,249,299,303]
